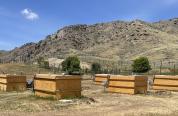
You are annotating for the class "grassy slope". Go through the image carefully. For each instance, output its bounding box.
[0,63,51,76]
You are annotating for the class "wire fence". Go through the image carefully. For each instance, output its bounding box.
[79,57,178,75]
[1,55,178,76]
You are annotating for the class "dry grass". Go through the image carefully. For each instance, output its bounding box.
[0,80,178,116]
[0,63,52,80]
[0,63,51,75]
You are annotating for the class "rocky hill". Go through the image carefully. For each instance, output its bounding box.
[1,18,178,63]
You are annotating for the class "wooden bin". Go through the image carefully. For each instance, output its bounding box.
[0,74,26,92]
[153,75,178,91]
[107,75,148,94]
[34,74,82,99]
[94,74,110,85]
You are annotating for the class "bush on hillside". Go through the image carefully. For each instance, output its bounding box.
[91,62,101,74]
[132,57,151,73]
[37,57,50,69]
[62,56,81,75]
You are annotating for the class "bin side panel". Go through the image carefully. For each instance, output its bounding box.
[34,79,56,92]
[56,79,81,91]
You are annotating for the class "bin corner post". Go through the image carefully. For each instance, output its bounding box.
[104,74,110,92]
[106,74,110,88]
[92,73,95,82]
[33,74,36,93]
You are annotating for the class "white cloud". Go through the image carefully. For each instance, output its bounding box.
[21,8,39,21]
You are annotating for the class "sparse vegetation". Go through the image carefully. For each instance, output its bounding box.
[37,57,50,69]
[132,57,151,73]
[91,62,101,74]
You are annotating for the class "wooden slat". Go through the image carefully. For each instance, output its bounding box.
[36,74,81,80]
[110,75,135,81]
[154,79,178,86]
[94,74,109,85]
[109,81,134,87]
[95,77,107,82]
[107,87,135,94]
[153,85,178,91]
[95,74,109,77]
[154,75,178,80]
[0,75,26,83]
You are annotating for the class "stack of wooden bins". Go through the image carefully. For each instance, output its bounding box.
[0,74,26,92]
[107,75,148,94]
[34,74,82,99]
[153,75,178,91]
[94,74,110,85]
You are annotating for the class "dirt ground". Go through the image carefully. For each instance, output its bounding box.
[1,79,178,116]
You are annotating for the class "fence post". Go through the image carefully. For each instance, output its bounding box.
[160,60,162,75]
[174,64,176,75]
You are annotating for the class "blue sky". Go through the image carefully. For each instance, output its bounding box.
[0,0,178,50]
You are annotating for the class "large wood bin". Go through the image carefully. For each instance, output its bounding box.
[153,75,178,91]
[34,74,82,99]
[94,74,110,85]
[0,74,26,92]
[107,75,148,94]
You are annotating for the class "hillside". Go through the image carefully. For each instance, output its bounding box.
[1,18,178,63]
[0,50,7,57]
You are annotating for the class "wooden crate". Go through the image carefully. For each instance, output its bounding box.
[153,75,178,91]
[94,74,110,85]
[0,74,26,92]
[34,74,81,99]
[107,75,148,94]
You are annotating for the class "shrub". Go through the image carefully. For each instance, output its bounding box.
[43,61,50,69]
[37,57,44,66]
[91,62,101,74]
[132,57,151,73]
[62,56,81,75]
[37,57,50,69]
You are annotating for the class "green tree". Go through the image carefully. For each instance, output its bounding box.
[91,62,101,74]
[132,57,151,73]
[62,56,81,75]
